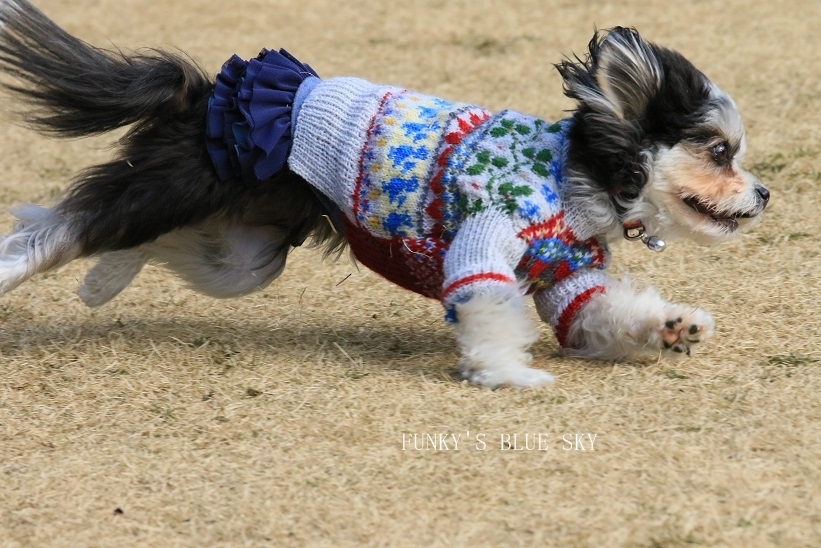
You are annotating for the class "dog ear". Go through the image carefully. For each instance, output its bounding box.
[594,27,661,120]
[557,27,661,122]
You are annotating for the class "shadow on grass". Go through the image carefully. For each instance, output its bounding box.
[0,315,461,378]
[0,312,652,381]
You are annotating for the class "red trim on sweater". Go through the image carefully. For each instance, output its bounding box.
[441,272,514,300]
[555,285,606,348]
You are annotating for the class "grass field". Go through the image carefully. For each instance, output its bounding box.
[1,0,820,546]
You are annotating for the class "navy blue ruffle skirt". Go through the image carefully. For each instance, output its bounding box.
[205,49,318,184]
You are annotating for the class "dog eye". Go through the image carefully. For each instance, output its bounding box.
[710,142,730,164]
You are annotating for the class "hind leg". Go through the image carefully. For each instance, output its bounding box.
[77,249,147,307]
[78,217,293,304]
[143,218,291,299]
[0,204,82,294]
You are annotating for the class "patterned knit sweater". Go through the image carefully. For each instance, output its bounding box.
[206,51,610,348]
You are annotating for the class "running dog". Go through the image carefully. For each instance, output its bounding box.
[0,0,768,387]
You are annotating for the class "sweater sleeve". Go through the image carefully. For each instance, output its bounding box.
[532,269,609,348]
[441,208,528,320]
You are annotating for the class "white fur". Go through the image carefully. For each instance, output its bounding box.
[455,287,554,389]
[79,218,292,303]
[638,144,765,245]
[0,205,291,304]
[0,25,758,391]
[143,220,289,299]
[78,249,147,307]
[596,32,662,120]
[563,277,714,360]
[0,204,81,294]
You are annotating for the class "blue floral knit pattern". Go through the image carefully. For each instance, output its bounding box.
[354,91,474,238]
[446,113,607,287]
[286,76,610,338]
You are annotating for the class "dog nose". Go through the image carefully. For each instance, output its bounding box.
[756,185,770,205]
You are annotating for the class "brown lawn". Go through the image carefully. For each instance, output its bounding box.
[1,0,819,545]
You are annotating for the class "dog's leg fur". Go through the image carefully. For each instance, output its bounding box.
[80,221,291,305]
[535,277,715,359]
[0,204,81,294]
[142,220,291,299]
[0,0,230,296]
[442,210,555,389]
[455,287,555,388]
[0,3,744,388]
[78,250,148,307]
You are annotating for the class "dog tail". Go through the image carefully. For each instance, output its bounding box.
[0,0,346,301]
[0,0,209,137]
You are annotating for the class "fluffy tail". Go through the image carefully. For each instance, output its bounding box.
[0,0,344,301]
[0,0,209,137]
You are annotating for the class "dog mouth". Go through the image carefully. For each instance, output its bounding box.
[680,196,758,231]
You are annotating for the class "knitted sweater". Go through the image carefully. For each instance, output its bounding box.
[206,51,610,348]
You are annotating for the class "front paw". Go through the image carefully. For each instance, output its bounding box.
[659,306,715,355]
[459,359,554,389]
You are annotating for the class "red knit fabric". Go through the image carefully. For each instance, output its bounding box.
[342,216,448,299]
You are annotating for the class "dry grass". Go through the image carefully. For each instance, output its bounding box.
[1,0,820,546]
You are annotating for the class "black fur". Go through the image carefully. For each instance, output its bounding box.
[0,0,344,257]
[556,27,714,212]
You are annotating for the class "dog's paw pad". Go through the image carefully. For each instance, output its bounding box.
[659,307,715,356]
[461,363,554,390]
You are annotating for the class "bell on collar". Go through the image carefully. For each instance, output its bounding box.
[623,222,666,252]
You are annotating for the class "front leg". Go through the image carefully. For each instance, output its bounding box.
[534,274,715,360]
[453,286,554,389]
[442,209,554,389]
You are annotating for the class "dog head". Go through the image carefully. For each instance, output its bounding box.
[557,27,769,245]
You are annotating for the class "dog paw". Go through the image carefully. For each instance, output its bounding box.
[659,306,715,355]
[460,361,554,389]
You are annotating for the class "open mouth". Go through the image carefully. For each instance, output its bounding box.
[680,196,756,231]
